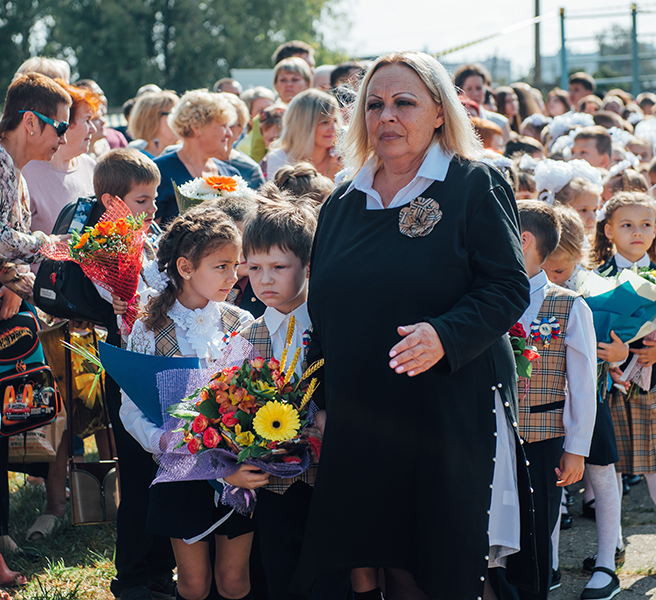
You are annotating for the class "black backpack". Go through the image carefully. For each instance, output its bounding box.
[33,198,114,325]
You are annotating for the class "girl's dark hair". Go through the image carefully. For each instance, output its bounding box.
[144,205,240,331]
[0,73,71,138]
[591,191,656,266]
[495,86,521,133]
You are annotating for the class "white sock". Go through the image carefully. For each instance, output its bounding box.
[582,468,595,504]
[616,472,624,550]
[585,464,621,590]
[645,472,656,506]
[552,509,561,571]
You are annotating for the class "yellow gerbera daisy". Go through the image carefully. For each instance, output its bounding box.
[253,401,300,442]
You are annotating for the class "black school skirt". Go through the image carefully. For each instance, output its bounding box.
[586,398,619,466]
[147,479,256,541]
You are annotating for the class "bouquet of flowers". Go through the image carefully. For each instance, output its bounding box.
[40,197,146,333]
[173,175,254,213]
[508,323,540,380]
[153,317,323,516]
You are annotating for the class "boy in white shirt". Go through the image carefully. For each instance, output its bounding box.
[239,197,338,599]
[493,200,597,600]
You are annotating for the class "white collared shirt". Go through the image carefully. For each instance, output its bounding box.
[518,270,597,456]
[341,143,454,210]
[614,252,650,270]
[264,303,311,379]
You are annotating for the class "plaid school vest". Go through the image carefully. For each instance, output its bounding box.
[518,286,578,444]
[154,303,244,357]
[239,316,316,494]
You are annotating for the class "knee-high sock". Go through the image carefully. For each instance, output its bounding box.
[616,472,624,550]
[586,464,621,589]
[551,510,561,571]
[644,472,656,506]
[582,469,595,504]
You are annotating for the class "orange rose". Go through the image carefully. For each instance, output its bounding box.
[205,176,238,193]
[96,221,115,237]
[73,232,90,249]
[114,218,130,236]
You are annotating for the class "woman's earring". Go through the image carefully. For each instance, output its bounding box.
[154,137,160,148]
[30,131,34,136]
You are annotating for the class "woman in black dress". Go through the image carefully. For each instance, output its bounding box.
[295,52,534,600]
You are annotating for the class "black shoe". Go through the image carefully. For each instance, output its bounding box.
[582,547,626,574]
[149,576,176,600]
[550,568,562,591]
[119,585,159,600]
[580,566,620,600]
[623,473,642,486]
[582,499,596,520]
[565,488,575,506]
[560,513,573,530]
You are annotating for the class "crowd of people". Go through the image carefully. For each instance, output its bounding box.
[1,40,656,600]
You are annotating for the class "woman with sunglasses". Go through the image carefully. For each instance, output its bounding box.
[0,73,71,308]
[23,81,103,238]
[0,72,71,585]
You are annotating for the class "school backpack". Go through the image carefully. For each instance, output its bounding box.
[0,307,62,436]
[33,198,114,325]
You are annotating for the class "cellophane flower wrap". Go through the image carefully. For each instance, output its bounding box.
[153,319,323,515]
[508,322,540,380]
[40,197,146,333]
[173,175,255,213]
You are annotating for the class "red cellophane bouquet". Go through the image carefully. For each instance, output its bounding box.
[40,197,146,332]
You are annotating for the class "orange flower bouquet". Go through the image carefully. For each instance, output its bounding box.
[173,175,254,213]
[40,197,146,332]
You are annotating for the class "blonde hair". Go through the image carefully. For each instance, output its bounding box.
[553,204,586,262]
[168,89,236,139]
[221,93,250,129]
[15,57,71,83]
[343,52,482,174]
[127,90,179,142]
[273,57,312,86]
[555,177,601,205]
[273,89,341,162]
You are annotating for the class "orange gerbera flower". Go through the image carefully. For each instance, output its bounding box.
[96,221,115,236]
[205,176,237,193]
[114,218,130,236]
[73,232,90,249]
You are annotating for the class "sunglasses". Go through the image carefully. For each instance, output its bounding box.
[19,110,69,137]
[259,107,285,121]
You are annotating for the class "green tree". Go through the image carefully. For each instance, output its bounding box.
[0,0,52,100]
[1,0,345,106]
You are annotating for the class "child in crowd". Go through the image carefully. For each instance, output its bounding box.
[556,177,603,234]
[494,201,596,600]
[593,193,656,542]
[84,148,180,600]
[120,206,264,600]
[571,126,612,169]
[238,198,336,600]
[206,194,266,319]
[602,168,650,203]
[647,156,656,187]
[267,161,335,204]
[259,105,285,151]
[544,205,625,599]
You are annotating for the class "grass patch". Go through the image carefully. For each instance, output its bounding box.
[3,440,117,599]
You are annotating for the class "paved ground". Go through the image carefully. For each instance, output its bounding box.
[552,478,656,599]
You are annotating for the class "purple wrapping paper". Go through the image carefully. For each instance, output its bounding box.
[151,335,311,488]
